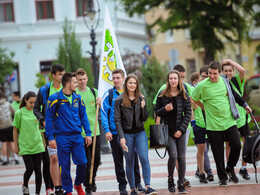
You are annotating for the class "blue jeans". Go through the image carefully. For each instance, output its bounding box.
[124,131,150,189]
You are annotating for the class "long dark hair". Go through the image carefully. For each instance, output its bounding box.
[20,91,36,109]
[122,74,142,107]
[161,70,187,99]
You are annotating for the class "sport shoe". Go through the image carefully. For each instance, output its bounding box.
[219,179,227,187]
[55,189,63,195]
[168,176,175,192]
[183,178,191,187]
[2,161,8,166]
[64,193,72,195]
[74,184,85,195]
[15,159,20,165]
[91,181,97,192]
[136,184,146,193]
[130,189,137,195]
[195,170,200,179]
[239,168,250,180]
[46,188,55,195]
[22,185,29,195]
[119,188,128,195]
[177,183,187,194]
[199,173,208,183]
[145,187,157,195]
[207,172,214,182]
[85,189,93,195]
[226,166,239,183]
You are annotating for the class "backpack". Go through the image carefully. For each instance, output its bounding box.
[242,113,260,183]
[0,101,12,125]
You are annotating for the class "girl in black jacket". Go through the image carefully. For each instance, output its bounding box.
[115,74,157,195]
[155,70,191,194]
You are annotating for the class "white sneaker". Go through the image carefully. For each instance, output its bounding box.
[22,185,29,195]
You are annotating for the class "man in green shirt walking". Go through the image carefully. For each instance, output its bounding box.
[11,91,21,111]
[192,61,251,187]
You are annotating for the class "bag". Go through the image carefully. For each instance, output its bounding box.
[242,112,260,183]
[150,117,169,159]
[0,101,12,125]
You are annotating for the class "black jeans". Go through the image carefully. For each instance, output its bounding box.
[22,153,43,194]
[207,125,241,181]
[110,134,141,190]
[84,135,101,188]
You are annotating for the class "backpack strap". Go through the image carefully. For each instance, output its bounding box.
[231,76,242,95]
[184,83,188,93]
[55,92,62,115]
[89,87,97,107]
[108,88,113,106]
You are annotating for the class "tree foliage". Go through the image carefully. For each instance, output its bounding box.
[118,0,257,63]
[141,57,167,117]
[56,18,94,87]
[0,40,16,94]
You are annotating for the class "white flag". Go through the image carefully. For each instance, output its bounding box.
[98,6,126,97]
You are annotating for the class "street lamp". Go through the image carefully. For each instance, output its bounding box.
[83,0,100,89]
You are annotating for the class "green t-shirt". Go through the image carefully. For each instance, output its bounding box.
[12,107,45,155]
[192,77,236,131]
[231,74,250,128]
[64,94,73,105]
[11,101,20,111]
[76,87,100,137]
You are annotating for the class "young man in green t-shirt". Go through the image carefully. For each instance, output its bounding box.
[222,59,250,180]
[11,91,21,111]
[76,68,101,195]
[192,61,251,187]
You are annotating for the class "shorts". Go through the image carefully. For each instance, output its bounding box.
[238,123,250,137]
[0,126,14,142]
[47,146,57,156]
[193,125,207,144]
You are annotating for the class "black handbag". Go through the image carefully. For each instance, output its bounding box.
[150,117,169,159]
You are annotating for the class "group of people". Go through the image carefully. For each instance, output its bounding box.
[0,58,253,195]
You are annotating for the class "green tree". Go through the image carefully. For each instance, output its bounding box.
[118,0,255,63]
[0,40,16,94]
[56,18,94,87]
[141,57,167,117]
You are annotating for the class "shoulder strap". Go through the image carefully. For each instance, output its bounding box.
[45,83,51,100]
[89,87,97,108]
[55,92,62,115]
[231,77,241,94]
[184,83,188,93]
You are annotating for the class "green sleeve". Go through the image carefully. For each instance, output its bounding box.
[152,84,166,105]
[235,73,245,95]
[185,83,194,96]
[191,83,202,102]
[12,109,21,129]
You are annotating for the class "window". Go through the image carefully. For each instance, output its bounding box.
[0,0,14,22]
[76,0,93,17]
[40,61,54,82]
[36,0,54,20]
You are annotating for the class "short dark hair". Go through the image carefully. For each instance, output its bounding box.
[200,65,209,75]
[173,64,186,72]
[222,63,234,71]
[13,91,20,97]
[209,61,221,73]
[61,72,76,87]
[51,64,65,75]
[112,69,125,77]
[190,72,200,83]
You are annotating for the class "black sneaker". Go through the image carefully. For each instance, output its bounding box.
[15,160,20,165]
[136,184,146,193]
[199,173,208,183]
[177,183,187,194]
[195,170,200,179]
[206,172,214,182]
[219,179,227,187]
[130,189,137,195]
[85,187,93,195]
[168,176,175,192]
[226,166,239,183]
[120,188,128,195]
[239,168,250,180]
[22,185,29,195]
[2,161,8,166]
[183,178,191,187]
[145,187,157,195]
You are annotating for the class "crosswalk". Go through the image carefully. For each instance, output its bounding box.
[0,146,259,195]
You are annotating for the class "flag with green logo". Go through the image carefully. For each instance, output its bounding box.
[98,6,126,97]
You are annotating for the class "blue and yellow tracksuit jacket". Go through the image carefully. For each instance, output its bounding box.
[45,91,91,141]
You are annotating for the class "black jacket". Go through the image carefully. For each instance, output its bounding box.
[114,94,148,139]
[154,91,191,134]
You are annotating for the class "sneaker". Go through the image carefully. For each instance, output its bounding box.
[239,168,250,180]
[130,189,137,195]
[226,166,239,183]
[199,173,208,183]
[64,193,72,195]
[2,161,8,166]
[119,188,128,195]
[183,178,191,187]
[22,185,29,195]
[168,176,175,193]
[206,172,214,182]
[55,189,63,195]
[195,170,200,179]
[136,184,146,193]
[74,184,85,195]
[91,181,97,192]
[177,184,187,194]
[219,179,227,187]
[15,159,20,165]
[85,189,93,195]
[145,187,157,195]
[46,188,55,195]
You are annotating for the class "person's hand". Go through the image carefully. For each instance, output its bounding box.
[141,97,145,108]
[245,106,252,114]
[49,140,57,149]
[120,138,127,151]
[43,121,45,127]
[165,102,173,111]
[85,136,92,147]
[96,97,102,105]
[174,130,182,138]
[105,132,113,141]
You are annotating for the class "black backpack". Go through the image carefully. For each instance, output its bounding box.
[242,112,260,183]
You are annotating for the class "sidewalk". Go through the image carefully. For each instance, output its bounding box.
[0,146,259,194]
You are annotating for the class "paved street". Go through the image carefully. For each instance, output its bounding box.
[0,145,259,194]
